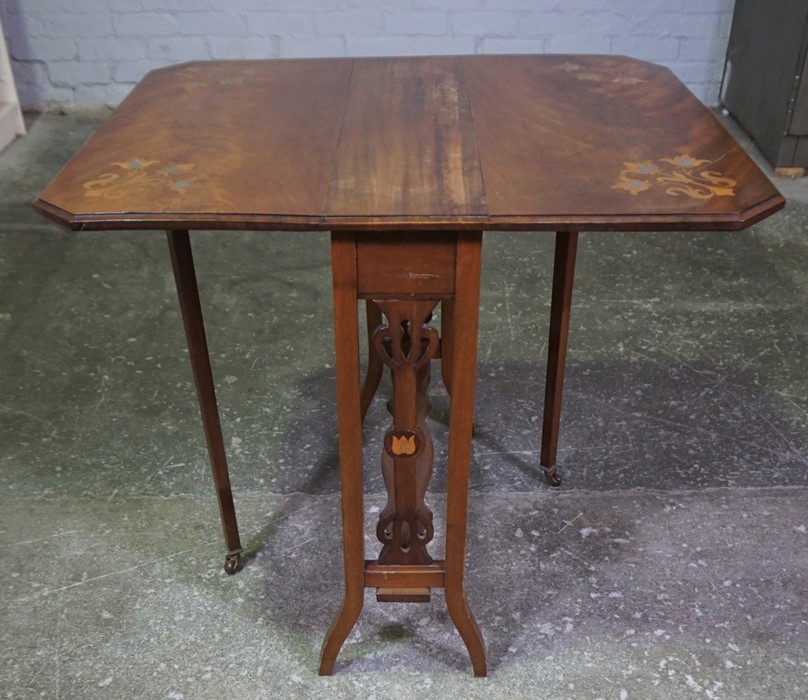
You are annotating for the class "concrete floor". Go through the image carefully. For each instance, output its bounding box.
[1,108,807,699]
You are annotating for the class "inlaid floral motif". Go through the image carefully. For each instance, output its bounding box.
[554,60,648,87]
[82,159,195,199]
[175,64,253,91]
[614,154,736,200]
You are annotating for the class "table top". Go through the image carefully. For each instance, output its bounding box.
[34,54,784,232]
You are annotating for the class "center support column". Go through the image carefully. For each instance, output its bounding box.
[319,230,486,676]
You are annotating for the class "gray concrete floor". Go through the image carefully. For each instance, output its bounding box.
[1,108,807,699]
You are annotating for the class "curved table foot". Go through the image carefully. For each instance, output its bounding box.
[446,588,487,677]
[318,593,364,675]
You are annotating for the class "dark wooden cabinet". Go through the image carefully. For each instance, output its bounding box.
[721,0,808,174]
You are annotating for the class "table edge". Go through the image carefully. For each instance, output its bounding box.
[32,191,785,233]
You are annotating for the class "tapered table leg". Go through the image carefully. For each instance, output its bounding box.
[360,300,384,423]
[440,298,455,397]
[444,232,487,677]
[319,232,365,675]
[540,231,579,487]
[167,230,243,574]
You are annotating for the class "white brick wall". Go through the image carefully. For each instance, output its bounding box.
[0,0,736,109]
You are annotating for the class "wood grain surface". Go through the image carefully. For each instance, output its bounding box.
[34,55,784,232]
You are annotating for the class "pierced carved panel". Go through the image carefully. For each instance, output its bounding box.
[371,299,441,566]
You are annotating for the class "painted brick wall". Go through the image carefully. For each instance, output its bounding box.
[1,0,735,109]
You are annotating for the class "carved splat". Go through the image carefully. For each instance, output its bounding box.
[371,299,440,566]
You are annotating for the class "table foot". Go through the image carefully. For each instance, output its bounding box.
[223,550,243,575]
[543,466,563,487]
[446,588,487,677]
[318,593,364,675]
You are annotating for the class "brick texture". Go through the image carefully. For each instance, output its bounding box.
[0,0,736,108]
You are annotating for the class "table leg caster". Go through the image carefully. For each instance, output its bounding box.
[223,550,243,575]
[543,467,563,487]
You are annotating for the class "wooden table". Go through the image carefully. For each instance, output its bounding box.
[34,55,784,676]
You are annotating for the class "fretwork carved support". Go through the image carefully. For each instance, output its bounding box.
[320,231,486,677]
[371,299,440,566]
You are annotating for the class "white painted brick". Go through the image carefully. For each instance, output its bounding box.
[231,0,333,10]
[451,11,519,37]
[111,59,164,84]
[176,12,248,37]
[548,33,612,55]
[280,36,347,58]
[633,12,723,40]
[413,35,477,55]
[40,13,113,39]
[208,36,280,60]
[78,38,148,62]
[680,0,733,14]
[384,11,449,36]
[678,38,726,63]
[49,60,111,86]
[8,0,74,14]
[7,63,55,110]
[347,0,415,7]
[36,85,77,107]
[611,0,673,18]
[74,81,132,106]
[144,37,209,62]
[346,36,416,57]
[664,60,724,85]
[566,11,637,37]
[73,0,141,12]
[137,0,214,9]
[4,0,736,106]
[9,36,78,62]
[553,0,612,10]
[416,0,482,9]
[479,37,546,54]
[7,59,49,86]
[315,12,384,36]
[112,12,180,38]
[686,82,715,104]
[611,36,679,62]
[519,12,586,37]
[246,13,314,36]
[483,0,559,10]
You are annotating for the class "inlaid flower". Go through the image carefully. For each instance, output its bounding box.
[661,155,710,169]
[623,161,659,175]
[613,177,651,195]
[614,154,736,200]
[169,180,192,193]
[111,158,159,171]
[163,164,195,176]
[83,159,196,199]
[612,76,646,85]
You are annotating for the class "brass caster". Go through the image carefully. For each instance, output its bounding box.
[544,468,563,487]
[223,551,243,575]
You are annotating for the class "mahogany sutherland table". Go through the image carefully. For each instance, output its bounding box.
[34,55,784,676]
